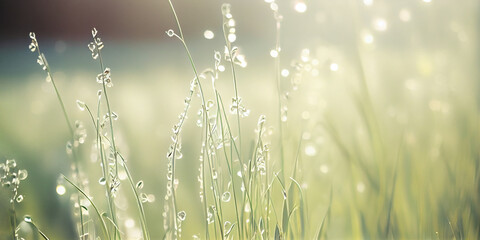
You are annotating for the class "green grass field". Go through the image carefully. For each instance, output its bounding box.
[0,0,479,239]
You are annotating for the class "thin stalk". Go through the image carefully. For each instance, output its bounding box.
[270,8,286,184]
[94,36,121,239]
[27,219,50,240]
[199,134,210,239]
[221,17,243,163]
[166,2,217,238]
[63,176,110,240]
[33,42,85,240]
[217,95,255,218]
[95,97,118,239]
[117,153,150,240]
[216,91,242,239]
[11,201,17,240]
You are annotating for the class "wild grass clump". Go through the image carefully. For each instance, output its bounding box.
[1,0,477,239]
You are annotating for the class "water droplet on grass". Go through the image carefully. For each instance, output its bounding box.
[18,169,28,180]
[373,18,388,31]
[228,19,235,27]
[177,211,186,221]
[228,33,236,43]
[6,159,16,168]
[305,144,317,156]
[294,2,307,13]
[16,195,24,203]
[140,193,148,203]
[222,191,231,202]
[23,216,33,224]
[166,29,175,37]
[92,28,98,37]
[330,63,339,72]
[270,50,278,58]
[56,184,66,195]
[136,180,144,189]
[99,177,106,185]
[29,43,36,52]
[270,2,278,11]
[204,30,214,40]
[76,100,86,111]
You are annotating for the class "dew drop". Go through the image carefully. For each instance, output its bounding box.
[6,159,16,168]
[166,29,175,37]
[140,193,148,203]
[18,169,28,180]
[88,42,96,52]
[16,195,24,203]
[330,63,339,72]
[363,34,374,44]
[147,194,156,203]
[207,210,214,224]
[294,2,307,13]
[281,69,290,77]
[92,28,98,38]
[29,43,36,52]
[373,18,388,31]
[76,100,86,111]
[218,65,225,72]
[66,141,73,155]
[224,221,231,231]
[136,180,144,190]
[222,191,231,202]
[270,2,278,11]
[244,204,251,213]
[56,184,66,195]
[176,150,183,159]
[125,218,135,228]
[45,73,52,83]
[177,211,186,221]
[305,144,317,157]
[111,112,118,121]
[99,177,106,185]
[301,48,310,62]
[270,50,278,58]
[204,30,214,40]
[228,33,236,43]
[228,19,235,27]
[24,215,32,223]
[257,115,266,126]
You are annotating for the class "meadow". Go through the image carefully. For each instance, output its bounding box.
[0,0,479,239]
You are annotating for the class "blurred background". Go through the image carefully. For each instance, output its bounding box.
[0,0,479,239]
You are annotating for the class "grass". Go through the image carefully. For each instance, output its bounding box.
[0,0,479,239]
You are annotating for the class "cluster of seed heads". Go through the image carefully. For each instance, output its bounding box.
[96,67,113,88]
[88,28,104,60]
[29,32,52,82]
[230,97,250,118]
[0,159,28,204]
[222,4,237,43]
